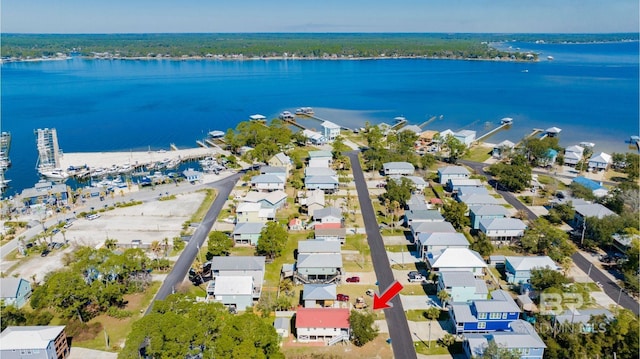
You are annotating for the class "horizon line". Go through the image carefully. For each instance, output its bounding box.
[3,31,639,36]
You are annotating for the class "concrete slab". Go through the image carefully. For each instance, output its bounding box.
[68,347,117,359]
[387,251,420,265]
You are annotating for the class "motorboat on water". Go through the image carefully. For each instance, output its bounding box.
[39,168,70,180]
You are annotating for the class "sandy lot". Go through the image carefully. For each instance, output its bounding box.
[9,191,205,283]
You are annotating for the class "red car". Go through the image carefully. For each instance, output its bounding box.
[346,276,360,283]
[337,294,350,301]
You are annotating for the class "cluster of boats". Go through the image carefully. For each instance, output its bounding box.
[199,157,225,174]
[0,132,11,194]
[38,157,184,182]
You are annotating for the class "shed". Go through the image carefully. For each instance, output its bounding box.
[274,317,291,338]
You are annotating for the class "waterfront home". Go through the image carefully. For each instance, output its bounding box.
[449,290,521,334]
[454,129,477,147]
[231,222,266,246]
[419,130,439,146]
[0,325,70,359]
[447,178,483,193]
[313,207,343,224]
[295,308,350,343]
[418,232,470,262]
[438,166,471,184]
[207,276,254,311]
[209,256,266,299]
[463,320,546,359]
[545,126,562,137]
[404,209,444,227]
[410,220,455,242]
[588,152,612,171]
[308,150,333,168]
[302,129,327,145]
[20,181,70,207]
[478,218,527,242]
[426,248,487,277]
[250,174,285,191]
[492,140,515,158]
[236,202,275,223]
[539,148,558,167]
[572,176,609,197]
[0,278,32,309]
[553,308,613,333]
[303,283,337,307]
[297,189,325,214]
[242,190,288,210]
[304,175,339,192]
[321,121,341,141]
[437,271,488,305]
[399,124,423,135]
[468,205,509,230]
[295,240,342,284]
[274,317,291,338]
[563,145,584,166]
[268,152,292,173]
[305,166,337,178]
[505,256,559,284]
[259,165,288,180]
[572,202,617,228]
[382,161,415,176]
[182,168,203,182]
[315,228,347,244]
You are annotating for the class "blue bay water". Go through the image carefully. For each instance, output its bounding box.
[1,41,638,196]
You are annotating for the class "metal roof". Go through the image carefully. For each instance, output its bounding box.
[296,308,350,329]
[468,205,509,216]
[451,303,477,323]
[302,284,337,300]
[383,162,415,171]
[297,253,343,268]
[438,166,471,175]
[312,206,342,220]
[250,174,285,184]
[0,326,66,350]
[213,276,253,296]
[232,222,266,235]
[430,248,487,269]
[479,218,527,231]
[418,232,470,247]
[439,271,476,288]
[298,240,341,254]
[574,203,617,219]
[210,256,266,271]
[308,150,333,158]
[0,278,27,299]
[505,256,558,271]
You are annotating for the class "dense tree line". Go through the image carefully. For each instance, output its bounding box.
[0,33,547,60]
[30,247,153,321]
[225,119,292,163]
[119,293,283,359]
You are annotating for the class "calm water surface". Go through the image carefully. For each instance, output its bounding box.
[1,41,638,196]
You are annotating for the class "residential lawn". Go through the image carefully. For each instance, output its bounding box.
[463,146,492,162]
[343,255,374,272]
[73,281,162,351]
[229,246,256,256]
[400,283,437,296]
[391,261,429,272]
[414,340,463,356]
[263,231,311,288]
[380,228,406,236]
[405,309,429,321]
[491,246,522,256]
[344,234,371,255]
[281,332,393,359]
[489,266,507,282]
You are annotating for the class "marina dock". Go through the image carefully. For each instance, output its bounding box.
[58,147,225,175]
[474,118,513,144]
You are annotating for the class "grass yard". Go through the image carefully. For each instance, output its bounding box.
[385,244,417,253]
[414,340,463,356]
[229,246,256,256]
[263,231,311,287]
[73,281,162,351]
[463,146,493,162]
[400,283,436,296]
[190,189,217,223]
[281,332,393,359]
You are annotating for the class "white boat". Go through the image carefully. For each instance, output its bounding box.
[295,107,314,115]
[40,168,69,180]
[279,111,295,120]
[547,56,554,61]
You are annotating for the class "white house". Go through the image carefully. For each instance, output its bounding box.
[427,248,487,277]
[250,174,285,191]
[410,221,456,241]
[492,140,515,158]
[296,308,350,343]
[438,166,471,184]
[298,189,325,214]
[417,232,470,261]
[236,202,275,223]
[209,256,266,299]
[504,256,559,284]
[302,129,326,145]
[182,168,203,183]
[0,326,70,359]
[390,175,427,192]
[588,152,612,171]
[303,283,337,307]
[478,218,527,242]
[313,207,343,224]
[454,130,477,147]
[308,151,333,168]
[0,278,32,309]
[321,121,341,141]
[304,176,339,192]
[382,162,415,176]
[208,276,254,311]
[563,145,584,166]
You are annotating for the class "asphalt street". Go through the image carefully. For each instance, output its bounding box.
[146,172,240,312]
[459,159,639,315]
[348,151,417,359]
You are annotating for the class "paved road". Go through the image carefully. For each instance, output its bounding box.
[572,252,639,315]
[459,159,639,315]
[146,172,241,313]
[348,151,417,359]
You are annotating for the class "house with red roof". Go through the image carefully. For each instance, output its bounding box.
[295,308,350,343]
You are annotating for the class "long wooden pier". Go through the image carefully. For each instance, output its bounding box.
[475,122,511,143]
[418,115,440,129]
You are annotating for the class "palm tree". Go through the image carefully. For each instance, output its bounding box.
[162,237,169,257]
[437,289,451,306]
[61,229,67,244]
[104,238,118,250]
[150,240,162,260]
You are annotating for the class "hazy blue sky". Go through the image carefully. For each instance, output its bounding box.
[2,0,638,33]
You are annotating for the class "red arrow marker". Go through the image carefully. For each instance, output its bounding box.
[373,280,404,310]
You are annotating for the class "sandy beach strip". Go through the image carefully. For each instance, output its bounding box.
[58,147,223,170]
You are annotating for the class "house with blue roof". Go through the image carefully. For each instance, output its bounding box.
[449,290,521,334]
[463,320,546,359]
[469,205,509,230]
[572,176,609,197]
[540,148,558,167]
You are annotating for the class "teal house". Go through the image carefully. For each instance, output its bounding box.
[0,278,32,308]
[468,205,509,230]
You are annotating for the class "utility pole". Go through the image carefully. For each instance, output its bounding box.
[580,220,586,246]
[428,321,432,348]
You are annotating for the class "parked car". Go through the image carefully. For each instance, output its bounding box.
[40,249,51,257]
[86,214,100,220]
[408,271,425,283]
[337,294,350,302]
[365,289,375,297]
[346,276,360,283]
[63,222,73,229]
